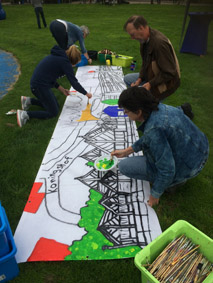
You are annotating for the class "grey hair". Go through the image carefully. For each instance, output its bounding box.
[80,25,90,36]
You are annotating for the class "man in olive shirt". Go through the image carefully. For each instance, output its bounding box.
[123,15,180,101]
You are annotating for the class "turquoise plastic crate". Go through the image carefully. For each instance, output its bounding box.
[0,206,10,258]
[134,220,213,283]
[0,207,19,282]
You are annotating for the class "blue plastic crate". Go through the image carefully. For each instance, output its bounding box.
[0,207,19,282]
[0,205,10,258]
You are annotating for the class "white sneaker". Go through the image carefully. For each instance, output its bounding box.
[17,110,29,127]
[21,96,31,111]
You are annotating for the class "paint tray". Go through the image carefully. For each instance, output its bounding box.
[94,155,118,172]
[111,54,133,67]
[134,220,213,283]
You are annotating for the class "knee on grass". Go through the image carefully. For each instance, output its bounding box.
[47,108,59,118]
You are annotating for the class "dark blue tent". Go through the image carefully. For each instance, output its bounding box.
[180,0,213,56]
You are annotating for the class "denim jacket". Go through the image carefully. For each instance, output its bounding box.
[131,104,209,198]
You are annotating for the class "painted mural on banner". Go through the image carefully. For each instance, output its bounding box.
[14,65,161,263]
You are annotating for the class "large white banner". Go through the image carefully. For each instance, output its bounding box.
[14,66,161,263]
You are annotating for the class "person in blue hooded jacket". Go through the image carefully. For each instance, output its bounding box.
[17,45,92,127]
[111,87,209,207]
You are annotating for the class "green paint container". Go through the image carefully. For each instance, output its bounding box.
[98,53,112,64]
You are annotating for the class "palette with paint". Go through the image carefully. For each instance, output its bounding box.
[94,155,118,172]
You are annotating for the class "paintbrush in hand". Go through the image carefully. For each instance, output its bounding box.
[109,155,113,165]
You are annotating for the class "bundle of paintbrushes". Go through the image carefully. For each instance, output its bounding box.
[145,234,212,282]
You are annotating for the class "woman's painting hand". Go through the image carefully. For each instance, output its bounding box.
[147,195,159,207]
[111,149,127,158]
[86,93,92,99]
[111,147,134,158]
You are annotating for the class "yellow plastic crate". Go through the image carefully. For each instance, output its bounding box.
[111,54,133,67]
[134,220,213,283]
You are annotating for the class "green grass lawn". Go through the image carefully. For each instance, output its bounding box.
[0,2,213,282]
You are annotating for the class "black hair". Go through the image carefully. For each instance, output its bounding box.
[123,15,148,31]
[118,86,159,120]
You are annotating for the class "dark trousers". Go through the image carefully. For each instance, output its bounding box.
[34,7,47,29]
[49,20,68,50]
[28,87,59,119]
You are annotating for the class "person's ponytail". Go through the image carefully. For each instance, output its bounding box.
[66,45,81,65]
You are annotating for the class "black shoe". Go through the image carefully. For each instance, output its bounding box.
[181,103,194,120]
[165,181,186,194]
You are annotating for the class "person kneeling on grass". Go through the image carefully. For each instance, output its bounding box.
[111,86,209,207]
[17,45,92,127]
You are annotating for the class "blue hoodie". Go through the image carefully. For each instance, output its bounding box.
[30,45,87,95]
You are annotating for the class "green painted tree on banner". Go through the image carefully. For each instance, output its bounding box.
[66,189,140,260]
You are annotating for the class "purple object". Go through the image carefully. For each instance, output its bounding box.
[130,60,136,71]
[103,106,127,117]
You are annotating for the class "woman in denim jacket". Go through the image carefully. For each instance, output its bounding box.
[111,87,209,207]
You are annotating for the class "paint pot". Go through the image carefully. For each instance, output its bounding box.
[130,60,136,71]
[106,59,111,66]
[94,155,118,172]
